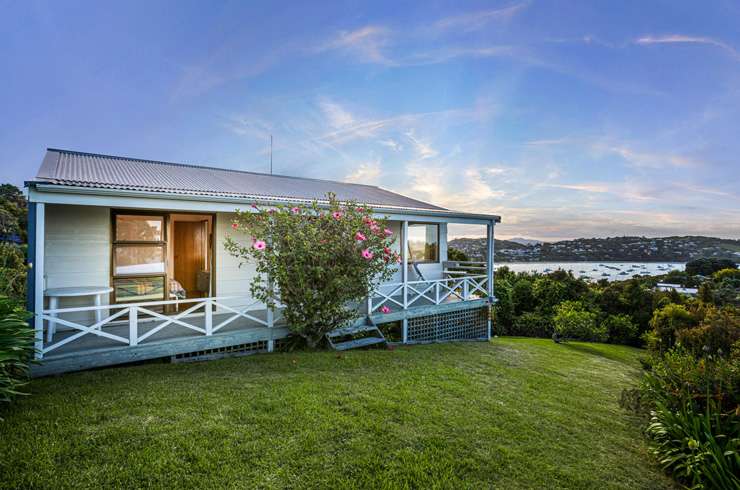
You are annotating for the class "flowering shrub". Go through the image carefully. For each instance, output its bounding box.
[224,193,399,348]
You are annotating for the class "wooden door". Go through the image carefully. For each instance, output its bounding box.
[174,221,207,298]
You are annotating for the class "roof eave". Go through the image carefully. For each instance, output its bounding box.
[29,182,501,223]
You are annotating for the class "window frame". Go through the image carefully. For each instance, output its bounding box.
[407,222,440,264]
[110,211,168,304]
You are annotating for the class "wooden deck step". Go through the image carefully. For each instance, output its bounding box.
[331,335,386,351]
[326,321,386,351]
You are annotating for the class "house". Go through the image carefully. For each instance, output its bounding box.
[655,283,699,296]
[26,148,501,375]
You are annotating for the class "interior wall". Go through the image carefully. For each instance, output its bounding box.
[167,214,213,282]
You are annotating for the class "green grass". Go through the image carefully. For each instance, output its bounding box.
[0,338,674,489]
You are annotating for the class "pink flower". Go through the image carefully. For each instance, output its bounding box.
[396,256,402,264]
[370,223,380,234]
[384,228,393,236]
[383,247,391,255]
[332,211,342,220]
[291,207,300,214]
[355,231,367,241]
[380,305,391,314]
[362,216,373,224]
[361,249,373,260]
[251,203,258,209]
[253,240,267,251]
[231,222,239,230]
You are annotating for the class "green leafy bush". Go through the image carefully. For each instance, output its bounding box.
[553,300,605,341]
[635,346,740,488]
[0,243,26,303]
[224,194,397,348]
[647,400,740,489]
[648,304,699,353]
[640,348,739,414]
[604,314,637,345]
[676,307,740,358]
[511,311,552,338]
[0,297,34,407]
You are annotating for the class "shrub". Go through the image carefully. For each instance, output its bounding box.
[604,314,638,345]
[511,311,552,338]
[224,194,397,348]
[648,304,699,354]
[0,243,26,303]
[676,306,740,358]
[640,348,739,414]
[0,297,34,407]
[553,301,605,341]
[637,347,740,488]
[713,268,740,283]
[647,400,740,489]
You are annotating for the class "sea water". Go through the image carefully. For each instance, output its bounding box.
[495,262,684,282]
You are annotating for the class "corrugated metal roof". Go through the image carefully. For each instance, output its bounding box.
[34,148,448,211]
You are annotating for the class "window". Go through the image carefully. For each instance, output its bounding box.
[407,223,439,263]
[112,213,167,303]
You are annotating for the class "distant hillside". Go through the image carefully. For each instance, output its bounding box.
[448,235,740,263]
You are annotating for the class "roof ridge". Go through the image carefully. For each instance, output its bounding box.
[46,147,386,191]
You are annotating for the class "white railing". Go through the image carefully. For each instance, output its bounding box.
[37,296,278,359]
[368,275,488,314]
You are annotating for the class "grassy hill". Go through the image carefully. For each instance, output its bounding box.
[0,339,673,489]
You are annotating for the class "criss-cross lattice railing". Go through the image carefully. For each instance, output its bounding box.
[368,275,488,314]
[37,296,280,359]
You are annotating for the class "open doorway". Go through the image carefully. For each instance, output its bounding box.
[169,214,214,300]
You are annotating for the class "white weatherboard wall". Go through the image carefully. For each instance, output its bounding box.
[44,204,111,323]
[214,212,260,311]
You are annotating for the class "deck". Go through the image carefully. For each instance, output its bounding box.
[32,275,491,376]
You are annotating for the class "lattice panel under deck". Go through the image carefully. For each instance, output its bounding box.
[407,307,489,343]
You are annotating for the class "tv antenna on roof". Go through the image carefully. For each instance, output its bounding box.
[269,134,273,175]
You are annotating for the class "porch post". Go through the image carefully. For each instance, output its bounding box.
[266,307,274,353]
[267,275,274,353]
[32,202,45,359]
[401,220,408,343]
[486,220,495,340]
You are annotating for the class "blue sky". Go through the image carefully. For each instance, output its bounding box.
[1,1,739,240]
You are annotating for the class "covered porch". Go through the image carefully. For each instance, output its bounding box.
[28,186,497,376]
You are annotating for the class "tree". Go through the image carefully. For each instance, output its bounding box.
[0,184,27,243]
[447,247,469,262]
[224,194,398,348]
[553,300,605,341]
[648,304,698,353]
[685,258,737,277]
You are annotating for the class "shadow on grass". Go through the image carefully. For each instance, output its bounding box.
[560,341,639,367]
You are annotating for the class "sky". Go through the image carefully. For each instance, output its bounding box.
[1,0,739,241]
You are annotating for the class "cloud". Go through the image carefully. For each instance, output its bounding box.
[404,130,438,160]
[314,25,393,65]
[602,145,696,169]
[345,160,382,184]
[431,2,529,33]
[634,34,740,61]
[378,139,403,151]
[319,98,355,129]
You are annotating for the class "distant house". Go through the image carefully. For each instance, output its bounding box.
[656,283,698,296]
[26,148,500,375]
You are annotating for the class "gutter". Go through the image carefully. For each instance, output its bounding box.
[27,182,502,223]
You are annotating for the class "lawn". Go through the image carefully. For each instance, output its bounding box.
[0,338,674,489]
